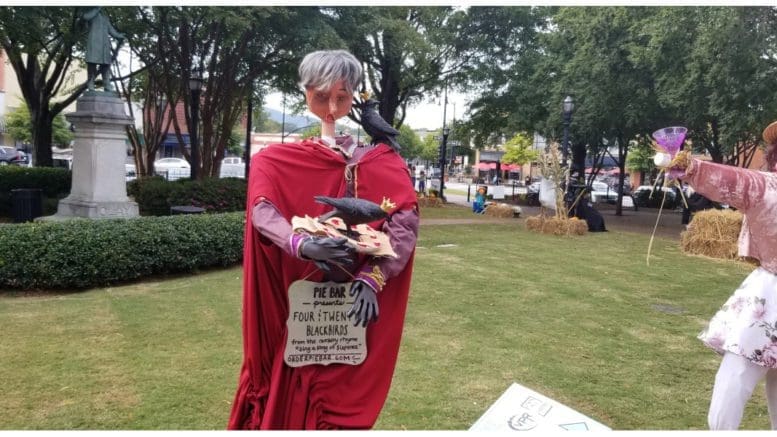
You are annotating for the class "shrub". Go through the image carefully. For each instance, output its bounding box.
[0,166,71,216]
[0,212,245,290]
[0,166,71,196]
[127,177,247,216]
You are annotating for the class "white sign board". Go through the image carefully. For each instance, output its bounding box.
[492,185,505,200]
[284,280,367,367]
[470,383,611,432]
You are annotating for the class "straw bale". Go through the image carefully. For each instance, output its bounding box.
[417,195,442,208]
[525,214,587,236]
[484,203,516,218]
[680,209,743,260]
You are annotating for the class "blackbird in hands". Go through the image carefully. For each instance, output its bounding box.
[315,195,392,238]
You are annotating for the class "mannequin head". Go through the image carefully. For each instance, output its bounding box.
[299,50,362,137]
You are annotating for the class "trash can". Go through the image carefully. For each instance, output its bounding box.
[11,188,43,223]
[170,205,206,215]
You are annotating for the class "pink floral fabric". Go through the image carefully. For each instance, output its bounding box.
[698,268,777,368]
[683,159,777,368]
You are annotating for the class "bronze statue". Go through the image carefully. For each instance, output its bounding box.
[82,7,125,93]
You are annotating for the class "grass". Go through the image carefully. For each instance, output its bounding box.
[0,208,770,430]
[440,188,469,196]
[417,202,483,219]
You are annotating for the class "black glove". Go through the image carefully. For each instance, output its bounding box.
[299,236,353,272]
[347,280,379,327]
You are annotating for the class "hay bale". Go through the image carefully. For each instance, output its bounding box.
[680,209,743,260]
[484,203,515,218]
[525,214,587,236]
[417,195,442,208]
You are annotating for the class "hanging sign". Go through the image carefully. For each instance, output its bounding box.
[284,280,367,367]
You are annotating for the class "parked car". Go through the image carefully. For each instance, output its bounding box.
[0,146,27,165]
[153,157,190,180]
[632,185,679,209]
[220,156,246,178]
[125,164,137,182]
[589,181,619,204]
[526,181,541,206]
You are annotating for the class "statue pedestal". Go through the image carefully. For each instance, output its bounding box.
[44,93,138,220]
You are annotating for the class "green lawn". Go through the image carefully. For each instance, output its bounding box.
[0,218,770,429]
[417,202,481,219]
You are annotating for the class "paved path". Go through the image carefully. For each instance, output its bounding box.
[422,181,686,240]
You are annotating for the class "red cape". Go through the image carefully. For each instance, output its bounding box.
[228,140,418,429]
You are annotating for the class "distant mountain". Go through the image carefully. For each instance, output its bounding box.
[264,107,316,132]
[263,107,356,135]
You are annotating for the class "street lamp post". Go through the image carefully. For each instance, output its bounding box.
[561,95,577,213]
[189,69,204,180]
[439,127,450,200]
[244,86,252,180]
[561,95,574,167]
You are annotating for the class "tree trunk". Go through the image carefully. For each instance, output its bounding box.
[709,119,723,163]
[615,134,627,217]
[31,110,54,167]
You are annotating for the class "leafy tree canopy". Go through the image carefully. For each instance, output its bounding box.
[6,105,74,147]
[501,132,538,165]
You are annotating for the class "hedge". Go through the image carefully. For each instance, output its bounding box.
[127,177,247,216]
[0,166,72,216]
[0,166,72,196]
[0,212,245,290]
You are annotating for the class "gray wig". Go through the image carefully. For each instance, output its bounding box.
[298,50,362,92]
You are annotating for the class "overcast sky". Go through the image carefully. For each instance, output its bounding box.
[263,90,470,132]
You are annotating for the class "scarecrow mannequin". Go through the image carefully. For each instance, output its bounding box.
[228,50,419,430]
[659,121,777,429]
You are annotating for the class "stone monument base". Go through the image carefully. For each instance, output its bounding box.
[40,92,138,221]
[41,198,139,221]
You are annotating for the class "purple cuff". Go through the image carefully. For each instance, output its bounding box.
[290,233,309,258]
[355,264,383,293]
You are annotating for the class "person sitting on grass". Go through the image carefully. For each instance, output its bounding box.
[473,186,486,214]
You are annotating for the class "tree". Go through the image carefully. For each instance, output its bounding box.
[226,128,243,156]
[396,124,422,160]
[501,132,538,165]
[419,130,441,165]
[463,6,552,148]
[636,7,777,165]
[625,137,656,184]
[0,7,93,166]
[469,7,663,215]
[121,6,339,179]
[118,68,174,177]
[328,7,478,128]
[254,109,283,133]
[300,125,321,139]
[6,104,74,147]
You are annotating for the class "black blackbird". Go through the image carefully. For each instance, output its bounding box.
[358,98,401,153]
[315,195,391,238]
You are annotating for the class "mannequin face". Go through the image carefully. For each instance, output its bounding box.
[305,79,353,125]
